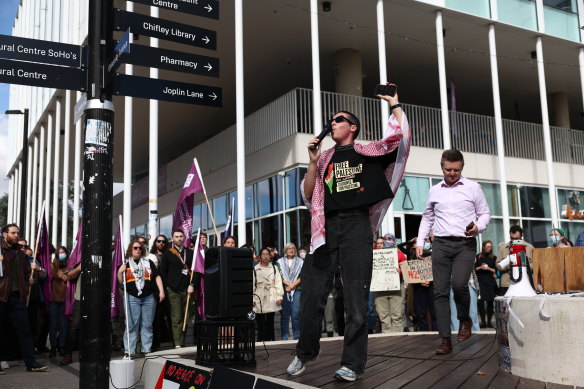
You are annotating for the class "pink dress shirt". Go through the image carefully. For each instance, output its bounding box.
[416,176,491,247]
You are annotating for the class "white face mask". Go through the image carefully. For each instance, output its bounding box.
[298,251,306,259]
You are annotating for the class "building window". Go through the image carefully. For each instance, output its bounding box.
[260,215,282,251]
[256,176,281,217]
[558,189,583,220]
[519,186,551,218]
[213,195,227,227]
[543,0,577,13]
[445,0,490,18]
[394,176,430,213]
[497,0,538,31]
[522,220,552,248]
[159,214,173,238]
[285,169,299,209]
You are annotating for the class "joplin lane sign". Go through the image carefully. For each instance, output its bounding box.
[0,34,86,68]
[125,44,219,77]
[0,58,86,91]
[114,73,221,107]
[114,9,217,50]
[129,0,219,20]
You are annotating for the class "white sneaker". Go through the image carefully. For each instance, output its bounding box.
[175,345,182,349]
[333,366,359,382]
[0,361,9,369]
[123,354,131,360]
[287,356,306,376]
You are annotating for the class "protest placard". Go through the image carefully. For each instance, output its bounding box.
[400,259,433,284]
[370,248,400,291]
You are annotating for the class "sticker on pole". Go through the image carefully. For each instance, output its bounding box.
[85,119,112,146]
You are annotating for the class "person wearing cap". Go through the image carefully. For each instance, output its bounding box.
[548,228,572,248]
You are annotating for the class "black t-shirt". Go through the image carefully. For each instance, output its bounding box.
[123,259,159,298]
[324,144,396,213]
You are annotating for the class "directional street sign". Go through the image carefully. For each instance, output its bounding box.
[114,9,217,50]
[108,28,131,73]
[128,0,219,20]
[0,34,86,68]
[124,44,219,77]
[0,58,86,91]
[113,73,221,107]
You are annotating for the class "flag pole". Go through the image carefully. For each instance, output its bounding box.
[183,228,201,332]
[194,158,220,239]
[27,200,46,307]
[119,215,131,360]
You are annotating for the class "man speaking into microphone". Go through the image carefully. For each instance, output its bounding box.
[416,149,491,355]
[286,86,410,382]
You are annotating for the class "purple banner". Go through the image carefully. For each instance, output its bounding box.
[36,214,52,312]
[64,226,82,318]
[172,159,204,248]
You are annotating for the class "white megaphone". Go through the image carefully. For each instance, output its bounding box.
[498,240,536,297]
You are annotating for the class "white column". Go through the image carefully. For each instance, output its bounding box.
[535,0,545,33]
[377,0,395,235]
[488,24,510,235]
[123,1,134,245]
[8,174,14,224]
[148,6,159,242]
[30,136,39,246]
[13,168,20,223]
[578,0,584,42]
[535,37,559,226]
[45,112,53,230]
[25,145,32,241]
[38,125,45,223]
[61,91,71,245]
[52,97,62,247]
[436,10,451,150]
[235,0,246,244]
[310,0,322,135]
[17,162,23,224]
[73,93,82,239]
[490,0,499,21]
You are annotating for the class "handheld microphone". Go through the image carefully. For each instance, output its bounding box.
[309,119,333,150]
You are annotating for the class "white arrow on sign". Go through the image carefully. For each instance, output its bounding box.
[209,92,217,100]
[202,36,210,44]
[205,4,213,13]
[204,63,212,71]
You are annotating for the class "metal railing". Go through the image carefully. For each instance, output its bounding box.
[172,88,584,178]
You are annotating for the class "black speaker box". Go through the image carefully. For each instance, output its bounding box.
[204,246,254,320]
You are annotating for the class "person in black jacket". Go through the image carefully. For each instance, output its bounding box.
[159,229,194,348]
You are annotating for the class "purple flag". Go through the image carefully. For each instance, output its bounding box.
[193,236,206,320]
[111,224,123,317]
[172,158,205,248]
[222,197,235,244]
[64,226,82,318]
[36,213,52,313]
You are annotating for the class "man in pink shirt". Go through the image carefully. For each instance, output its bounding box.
[416,149,490,354]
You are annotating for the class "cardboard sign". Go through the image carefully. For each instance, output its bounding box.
[154,361,211,389]
[370,248,400,292]
[400,259,433,284]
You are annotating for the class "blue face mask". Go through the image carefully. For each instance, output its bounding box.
[547,235,560,247]
[423,242,432,251]
[58,253,67,261]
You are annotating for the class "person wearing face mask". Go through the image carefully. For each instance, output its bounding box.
[298,247,307,260]
[48,246,71,358]
[547,228,572,248]
[496,225,534,296]
[475,241,497,328]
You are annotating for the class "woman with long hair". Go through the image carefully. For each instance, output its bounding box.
[475,240,497,328]
[117,239,165,358]
[276,243,303,340]
[49,246,71,358]
[253,247,284,341]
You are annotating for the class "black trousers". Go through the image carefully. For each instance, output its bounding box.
[0,295,37,366]
[62,300,81,355]
[413,283,436,331]
[431,237,477,338]
[296,211,373,374]
[255,312,275,341]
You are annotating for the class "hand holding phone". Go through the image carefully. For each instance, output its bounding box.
[374,83,397,97]
[465,221,477,236]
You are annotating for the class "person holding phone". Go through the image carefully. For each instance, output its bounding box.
[416,149,491,354]
[286,84,410,382]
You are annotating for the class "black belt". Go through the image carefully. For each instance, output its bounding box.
[435,236,473,242]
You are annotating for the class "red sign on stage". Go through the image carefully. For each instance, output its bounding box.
[155,361,211,389]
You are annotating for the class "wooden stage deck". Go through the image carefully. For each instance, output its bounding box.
[237,333,578,388]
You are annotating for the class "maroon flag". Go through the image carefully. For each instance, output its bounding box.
[111,224,123,317]
[191,230,206,320]
[172,158,205,248]
[35,213,52,311]
[64,226,82,318]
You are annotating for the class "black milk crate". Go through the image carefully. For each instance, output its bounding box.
[195,320,256,367]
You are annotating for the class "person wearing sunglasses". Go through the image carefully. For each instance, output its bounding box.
[287,86,410,382]
[149,234,170,351]
[117,240,165,359]
[149,235,168,267]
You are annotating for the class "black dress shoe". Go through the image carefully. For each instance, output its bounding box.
[327,331,334,337]
[27,362,48,372]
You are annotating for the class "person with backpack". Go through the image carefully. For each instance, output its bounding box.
[253,247,284,341]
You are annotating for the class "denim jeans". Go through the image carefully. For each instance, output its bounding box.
[431,237,477,337]
[124,293,156,354]
[449,286,480,332]
[49,301,69,348]
[296,211,373,374]
[280,290,301,340]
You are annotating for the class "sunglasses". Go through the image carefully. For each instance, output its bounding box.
[156,240,166,243]
[331,116,354,125]
[132,247,142,250]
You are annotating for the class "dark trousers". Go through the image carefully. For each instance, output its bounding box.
[63,300,81,356]
[49,301,69,348]
[296,211,373,374]
[432,237,476,338]
[478,300,494,325]
[413,283,436,331]
[255,312,275,341]
[0,295,37,366]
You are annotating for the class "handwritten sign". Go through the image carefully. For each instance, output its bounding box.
[400,259,433,284]
[370,248,400,291]
[155,361,211,389]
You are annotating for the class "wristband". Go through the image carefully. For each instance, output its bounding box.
[390,103,401,111]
